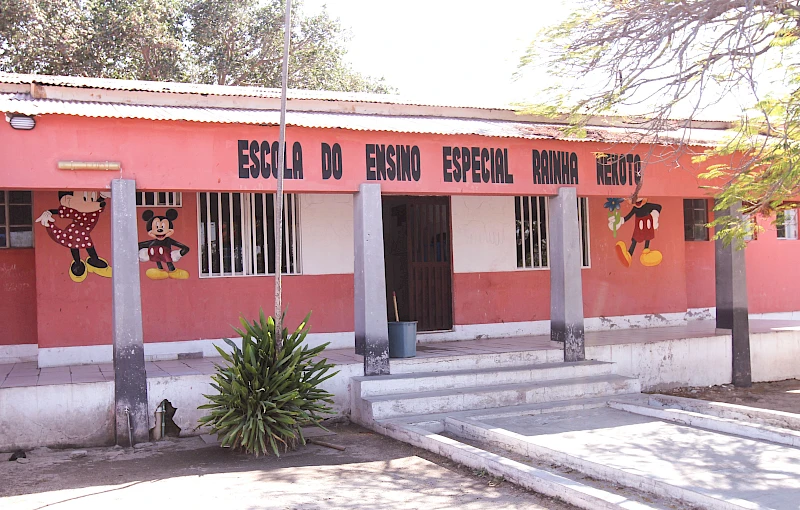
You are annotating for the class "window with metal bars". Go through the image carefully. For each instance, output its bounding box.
[0,190,34,248]
[197,192,300,277]
[514,196,590,269]
[777,209,798,240]
[136,192,182,207]
[683,199,710,241]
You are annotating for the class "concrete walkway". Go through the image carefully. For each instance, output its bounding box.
[479,407,800,509]
[0,423,577,510]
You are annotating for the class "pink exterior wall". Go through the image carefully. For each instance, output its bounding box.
[0,249,37,345]
[32,191,353,349]
[5,114,800,352]
[1,115,711,197]
[582,196,688,317]
[684,241,716,309]
[454,197,690,324]
[454,271,550,325]
[746,216,800,314]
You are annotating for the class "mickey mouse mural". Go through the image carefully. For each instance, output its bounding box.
[138,209,190,280]
[607,197,663,267]
[35,191,113,282]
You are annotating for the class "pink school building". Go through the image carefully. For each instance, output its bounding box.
[1,73,799,369]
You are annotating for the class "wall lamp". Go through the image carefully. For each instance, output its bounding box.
[6,114,36,130]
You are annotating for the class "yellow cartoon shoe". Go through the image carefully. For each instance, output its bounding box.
[615,241,632,268]
[86,257,113,278]
[168,268,190,280]
[146,268,170,280]
[640,248,663,267]
[69,261,88,283]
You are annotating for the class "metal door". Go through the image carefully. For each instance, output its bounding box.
[406,197,453,331]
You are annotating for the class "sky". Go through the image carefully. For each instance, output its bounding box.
[302,0,571,107]
[299,1,796,121]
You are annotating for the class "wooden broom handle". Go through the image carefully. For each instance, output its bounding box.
[392,291,400,322]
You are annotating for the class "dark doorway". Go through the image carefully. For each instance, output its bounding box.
[382,196,453,332]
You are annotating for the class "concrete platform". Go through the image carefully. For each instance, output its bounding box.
[3,319,800,451]
[468,407,800,509]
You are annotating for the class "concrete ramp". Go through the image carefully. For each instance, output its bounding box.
[375,398,800,510]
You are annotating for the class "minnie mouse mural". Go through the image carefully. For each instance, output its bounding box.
[35,191,112,282]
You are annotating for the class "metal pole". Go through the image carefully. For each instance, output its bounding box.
[274,0,292,349]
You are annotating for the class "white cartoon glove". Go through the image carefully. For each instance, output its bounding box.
[171,250,182,262]
[138,248,149,262]
[608,215,624,231]
[36,210,55,227]
[651,210,659,229]
[100,191,111,199]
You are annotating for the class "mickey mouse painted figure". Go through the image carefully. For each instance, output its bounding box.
[608,197,663,267]
[138,209,190,280]
[35,191,113,282]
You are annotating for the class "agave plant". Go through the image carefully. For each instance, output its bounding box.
[198,310,338,456]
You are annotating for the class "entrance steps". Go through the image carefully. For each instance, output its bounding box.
[351,360,640,423]
[351,360,800,509]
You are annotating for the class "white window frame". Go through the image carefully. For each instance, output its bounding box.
[0,190,34,249]
[577,196,591,268]
[136,191,182,207]
[197,192,301,278]
[514,195,591,270]
[777,209,798,240]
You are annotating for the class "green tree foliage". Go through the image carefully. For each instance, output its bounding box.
[0,0,390,92]
[522,0,800,242]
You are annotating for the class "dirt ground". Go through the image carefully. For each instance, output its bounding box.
[0,422,577,510]
[658,378,800,414]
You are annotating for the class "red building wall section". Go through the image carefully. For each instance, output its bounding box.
[33,192,353,349]
[453,197,689,325]
[744,217,800,313]
[0,248,37,345]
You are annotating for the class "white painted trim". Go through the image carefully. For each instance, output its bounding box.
[0,343,38,364]
[36,332,353,367]
[685,307,715,321]
[34,308,800,366]
[38,345,113,367]
[418,312,689,343]
[685,307,800,322]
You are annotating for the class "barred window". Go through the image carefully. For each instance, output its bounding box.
[0,190,33,248]
[136,192,182,207]
[777,209,798,240]
[683,199,709,241]
[515,196,590,269]
[198,192,300,277]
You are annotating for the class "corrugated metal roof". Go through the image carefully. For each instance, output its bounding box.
[0,92,730,147]
[0,72,513,110]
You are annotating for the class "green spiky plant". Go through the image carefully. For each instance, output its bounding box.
[198,310,338,456]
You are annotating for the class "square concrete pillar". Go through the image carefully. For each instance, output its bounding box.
[715,200,752,387]
[549,187,585,362]
[354,183,390,376]
[111,179,149,445]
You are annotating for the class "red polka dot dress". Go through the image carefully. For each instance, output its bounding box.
[46,205,104,250]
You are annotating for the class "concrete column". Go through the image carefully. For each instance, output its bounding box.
[353,183,390,376]
[111,179,149,445]
[549,187,585,362]
[714,200,752,387]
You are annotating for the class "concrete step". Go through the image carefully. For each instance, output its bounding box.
[608,399,800,448]
[377,421,681,510]
[442,407,800,510]
[439,417,731,510]
[352,360,615,398]
[361,374,641,421]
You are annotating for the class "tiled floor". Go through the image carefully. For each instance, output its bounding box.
[2,319,798,389]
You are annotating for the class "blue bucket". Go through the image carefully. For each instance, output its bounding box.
[388,321,417,358]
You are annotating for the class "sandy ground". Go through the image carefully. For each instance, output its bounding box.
[0,422,577,510]
[658,378,800,414]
